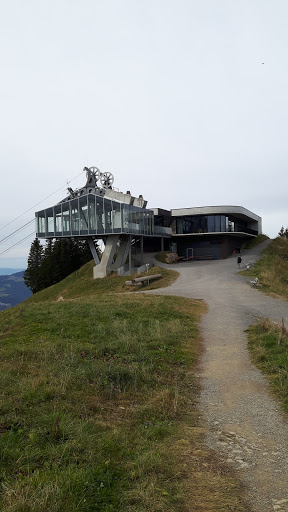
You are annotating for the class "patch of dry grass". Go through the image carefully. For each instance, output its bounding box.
[241,237,288,299]
[247,317,288,413]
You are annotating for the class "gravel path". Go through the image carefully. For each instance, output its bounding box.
[146,242,288,512]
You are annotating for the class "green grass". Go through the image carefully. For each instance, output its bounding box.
[240,237,288,299]
[27,261,179,303]
[242,233,269,250]
[0,265,249,512]
[0,296,197,511]
[241,237,288,413]
[247,318,288,413]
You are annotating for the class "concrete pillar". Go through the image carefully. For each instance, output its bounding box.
[93,235,119,279]
[87,237,100,265]
[110,236,130,271]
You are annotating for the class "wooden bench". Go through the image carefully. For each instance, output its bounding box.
[125,274,162,286]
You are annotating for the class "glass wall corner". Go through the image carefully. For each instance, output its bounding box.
[36,210,46,237]
[46,208,54,237]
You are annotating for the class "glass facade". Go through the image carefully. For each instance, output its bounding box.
[36,194,154,238]
[176,215,257,236]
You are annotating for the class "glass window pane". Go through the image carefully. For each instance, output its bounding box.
[112,201,121,232]
[227,217,234,232]
[129,209,138,234]
[138,210,144,234]
[96,196,104,234]
[62,203,71,235]
[79,196,88,235]
[177,219,183,234]
[70,199,79,235]
[149,212,153,235]
[201,216,208,233]
[215,215,221,232]
[54,205,62,236]
[88,195,96,233]
[145,212,150,235]
[37,211,46,235]
[104,198,112,233]
[122,205,129,231]
[46,208,54,236]
[207,216,214,232]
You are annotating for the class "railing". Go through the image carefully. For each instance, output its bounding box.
[175,227,258,236]
[154,226,172,236]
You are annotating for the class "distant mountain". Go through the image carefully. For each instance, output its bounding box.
[0,268,25,276]
[0,271,32,311]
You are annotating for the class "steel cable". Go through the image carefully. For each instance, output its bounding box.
[0,232,36,257]
[0,170,83,232]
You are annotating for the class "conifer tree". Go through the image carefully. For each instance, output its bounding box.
[40,239,57,289]
[52,238,74,281]
[24,238,44,293]
[278,226,288,238]
[25,237,96,293]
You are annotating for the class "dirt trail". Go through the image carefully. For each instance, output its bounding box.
[146,242,288,512]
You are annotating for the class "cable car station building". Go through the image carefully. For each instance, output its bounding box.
[35,167,262,278]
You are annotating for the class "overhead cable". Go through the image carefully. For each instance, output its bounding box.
[0,232,35,257]
[0,219,35,245]
[0,170,83,232]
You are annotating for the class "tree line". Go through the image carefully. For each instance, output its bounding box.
[278,227,288,239]
[24,238,95,294]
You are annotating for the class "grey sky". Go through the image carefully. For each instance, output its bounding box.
[1,0,287,267]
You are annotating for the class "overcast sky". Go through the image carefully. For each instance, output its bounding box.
[1,0,288,268]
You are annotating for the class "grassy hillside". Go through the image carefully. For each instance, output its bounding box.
[242,233,269,250]
[244,237,288,415]
[0,263,248,512]
[28,261,179,303]
[242,236,288,299]
[247,318,288,413]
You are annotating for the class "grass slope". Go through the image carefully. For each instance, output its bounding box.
[28,261,179,303]
[242,234,269,250]
[0,263,248,512]
[241,237,288,299]
[245,237,288,416]
[247,319,288,413]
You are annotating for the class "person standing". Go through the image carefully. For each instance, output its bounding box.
[237,255,242,269]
